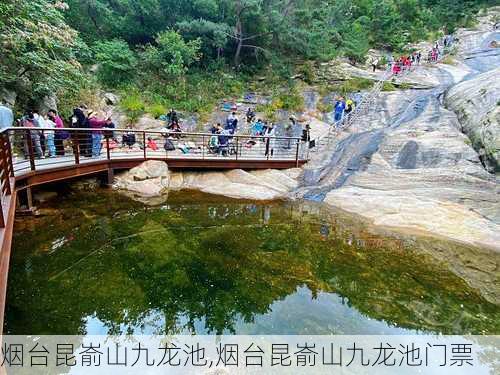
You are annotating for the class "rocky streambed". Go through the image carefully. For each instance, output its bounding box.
[116,20,500,253]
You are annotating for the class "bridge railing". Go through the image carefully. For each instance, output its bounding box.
[0,130,14,228]
[5,127,307,176]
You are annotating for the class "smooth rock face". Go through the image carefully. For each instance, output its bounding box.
[114,161,170,197]
[445,67,500,172]
[103,92,119,106]
[298,22,500,251]
[114,161,298,201]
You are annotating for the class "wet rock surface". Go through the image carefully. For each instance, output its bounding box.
[111,14,500,253]
[445,67,500,172]
[297,22,500,251]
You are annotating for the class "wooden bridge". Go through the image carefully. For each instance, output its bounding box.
[0,126,308,330]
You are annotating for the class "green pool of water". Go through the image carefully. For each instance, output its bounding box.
[4,189,499,335]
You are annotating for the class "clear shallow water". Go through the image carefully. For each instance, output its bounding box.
[5,189,499,335]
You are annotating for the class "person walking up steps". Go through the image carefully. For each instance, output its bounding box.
[334,97,346,124]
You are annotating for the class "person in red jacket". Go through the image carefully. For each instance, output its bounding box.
[88,112,110,157]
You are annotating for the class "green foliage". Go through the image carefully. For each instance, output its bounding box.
[256,87,305,121]
[146,103,168,119]
[119,92,145,124]
[342,21,370,63]
[0,0,84,109]
[317,101,334,113]
[320,78,375,96]
[93,39,137,87]
[382,82,397,91]
[2,0,494,114]
[141,30,201,81]
[296,62,316,84]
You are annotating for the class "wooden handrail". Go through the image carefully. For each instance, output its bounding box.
[2,127,303,141]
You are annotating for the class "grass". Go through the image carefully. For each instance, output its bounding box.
[119,91,146,124]
[318,77,375,96]
[440,56,456,65]
[382,82,397,91]
[256,88,305,121]
[146,103,168,119]
[317,101,333,113]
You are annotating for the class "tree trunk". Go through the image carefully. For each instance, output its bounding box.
[233,1,243,66]
[234,36,243,66]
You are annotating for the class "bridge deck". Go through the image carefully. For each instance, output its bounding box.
[9,127,308,187]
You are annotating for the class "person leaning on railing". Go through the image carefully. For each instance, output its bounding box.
[87,112,109,157]
[21,111,44,159]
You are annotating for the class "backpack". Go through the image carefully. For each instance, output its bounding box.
[164,138,175,151]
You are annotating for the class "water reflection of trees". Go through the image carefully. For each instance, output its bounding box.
[6,194,500,335]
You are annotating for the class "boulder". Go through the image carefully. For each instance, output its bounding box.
[39,95,57,114]
[103,92,119,106]
[128,160,169,181]
[0,89,16,107]
[136,114,165,130]
[114,161,170,197]
[445,67,500,172]
[71,178,100,191]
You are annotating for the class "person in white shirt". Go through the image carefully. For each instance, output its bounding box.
[44,115,56,157]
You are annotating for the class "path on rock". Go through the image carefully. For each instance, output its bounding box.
[294,24,500,251]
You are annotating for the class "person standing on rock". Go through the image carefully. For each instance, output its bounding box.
[387,54,394,69]
[226,112,238,132]
[167,109,178,127]
[371,57,379,72]
[264,123,275,158]
[285,116,296,149]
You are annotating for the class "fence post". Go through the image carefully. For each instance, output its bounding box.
[26,129,36,171]
[202,135,205,160]
[235,137,239,160]
[5,132,14,177]
[143,132,146,160]
[295,139,300,167]
[0,199,4,228]
[73,132,80,165]
[0,145,11,197]
[106,135,111,160]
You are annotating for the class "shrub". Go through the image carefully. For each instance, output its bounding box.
[146,103,167,119]
[119,92,145,124]
[317,101,334,113]
[93,39,137,87]
[382,82,397,91]
[297,61,316,84]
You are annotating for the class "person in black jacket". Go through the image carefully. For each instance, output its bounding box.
[72,104,92,157]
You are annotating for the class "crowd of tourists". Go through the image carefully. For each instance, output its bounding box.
[206,111,302,158]
[0,35,454,161]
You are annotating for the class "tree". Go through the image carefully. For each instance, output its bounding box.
[0,0,84,108]
[93,39,137,87]
[342,19,370,63]
[141,31,201,80]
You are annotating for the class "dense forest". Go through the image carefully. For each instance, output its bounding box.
[0,0,495,118]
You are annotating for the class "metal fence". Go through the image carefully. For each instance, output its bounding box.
[6,127,308,176]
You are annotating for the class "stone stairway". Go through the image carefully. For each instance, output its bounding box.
[310,68,393,154]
